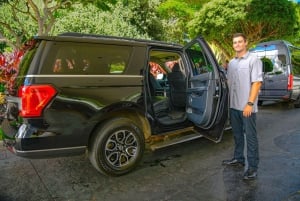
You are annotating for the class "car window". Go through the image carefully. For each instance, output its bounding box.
[185,42,213,76]
[41,42,132,75]
[149,50,182,71]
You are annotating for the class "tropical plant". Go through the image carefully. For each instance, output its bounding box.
[156,0,200,43]
[0,42,32,92]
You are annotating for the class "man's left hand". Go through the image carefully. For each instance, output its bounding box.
[243,105,253,117]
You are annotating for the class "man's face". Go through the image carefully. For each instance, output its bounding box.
[233,36,247,53]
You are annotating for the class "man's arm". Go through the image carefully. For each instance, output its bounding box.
[243,81,262,117]
[248,81,262,103]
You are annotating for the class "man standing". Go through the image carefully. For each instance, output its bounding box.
[222,33,263,180]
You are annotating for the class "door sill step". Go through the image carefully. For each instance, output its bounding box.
[149,132,203,151]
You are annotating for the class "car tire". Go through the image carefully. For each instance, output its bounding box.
[294,96,300,108]
[88,118,145,176]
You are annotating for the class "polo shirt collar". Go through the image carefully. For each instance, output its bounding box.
[235,51,250,59]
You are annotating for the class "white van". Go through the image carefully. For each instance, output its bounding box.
[250,40,300,108]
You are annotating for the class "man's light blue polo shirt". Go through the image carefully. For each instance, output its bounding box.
[227,52,263,113]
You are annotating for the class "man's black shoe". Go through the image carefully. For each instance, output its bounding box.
[243,169,257,180]
[222,159,245,166]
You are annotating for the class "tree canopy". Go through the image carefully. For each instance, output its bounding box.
[0,0,161,50]
[0,0,299,63]
[52,2,150,39]
[188,0,298,60]
[0,0,119,50]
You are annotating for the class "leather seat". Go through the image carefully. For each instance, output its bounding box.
[149,72,164,96]
[167,63,186,108]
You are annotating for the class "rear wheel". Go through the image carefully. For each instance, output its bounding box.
[294,96,300,108]
[89,118,145,176]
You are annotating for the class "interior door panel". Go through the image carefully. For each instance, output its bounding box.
[186,72,215,127]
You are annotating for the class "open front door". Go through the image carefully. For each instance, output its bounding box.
[184,37,228,141]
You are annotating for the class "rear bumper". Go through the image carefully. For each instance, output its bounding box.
[1,118,86,159]
[259,91,293,102]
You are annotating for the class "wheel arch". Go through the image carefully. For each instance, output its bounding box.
[87,106,152,149]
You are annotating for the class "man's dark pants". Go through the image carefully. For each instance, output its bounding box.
[230,108,259,170]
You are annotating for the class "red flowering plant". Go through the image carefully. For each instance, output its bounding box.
[0,40,36,140]
[0,50,24,94]
[0,39,35,101]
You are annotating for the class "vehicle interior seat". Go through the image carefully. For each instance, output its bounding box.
[148,70,169,119]
[148,72,164,97]
[167,63,186,109]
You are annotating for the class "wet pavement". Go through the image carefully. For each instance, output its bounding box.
[0,102,300,201]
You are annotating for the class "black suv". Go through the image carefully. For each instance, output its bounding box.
[1,33,228,176]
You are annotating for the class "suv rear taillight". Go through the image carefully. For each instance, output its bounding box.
[18,85,57,117]
[288,74,293,90]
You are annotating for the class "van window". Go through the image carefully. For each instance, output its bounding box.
[41,42,132,75]
[251,41,300,76]
[250,43,288,75]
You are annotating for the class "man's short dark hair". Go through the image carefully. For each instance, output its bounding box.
[233,33,247,41]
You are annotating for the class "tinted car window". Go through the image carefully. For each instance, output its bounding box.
[186,42,213,75]
[40,42,132,75]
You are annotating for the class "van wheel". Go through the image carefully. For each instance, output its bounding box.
[294,96,300,108]
[88,118,145,176]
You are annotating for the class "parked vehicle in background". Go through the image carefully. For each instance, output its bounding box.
[0,33,228,176]
[250,40,300,108]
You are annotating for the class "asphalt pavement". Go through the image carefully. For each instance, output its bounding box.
[0,102,300,201]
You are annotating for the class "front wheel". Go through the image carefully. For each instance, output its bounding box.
[89,118,145,176]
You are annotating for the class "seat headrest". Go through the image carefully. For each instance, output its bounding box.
[172,63,180,72]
